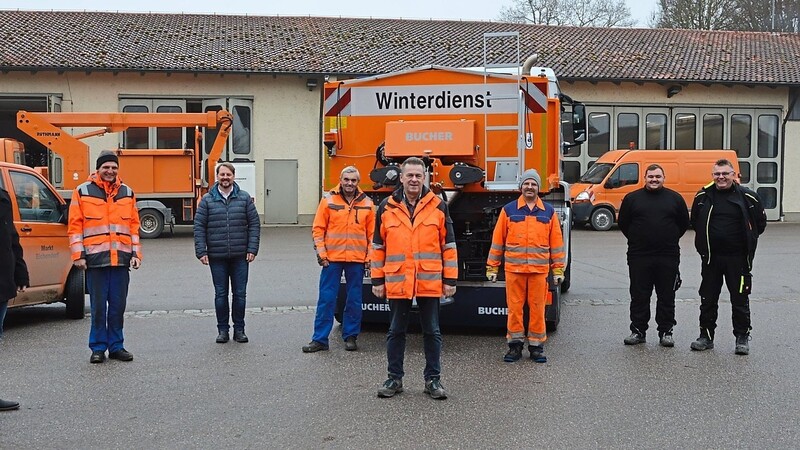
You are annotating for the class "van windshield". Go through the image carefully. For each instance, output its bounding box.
[578,163,614,184]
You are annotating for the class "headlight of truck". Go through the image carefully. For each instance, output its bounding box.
[575,191,590,201]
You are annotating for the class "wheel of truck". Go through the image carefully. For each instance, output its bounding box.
[138,208,164,239]
[64,269,86,320]
[545,285,561,333]
[590,207,614,231]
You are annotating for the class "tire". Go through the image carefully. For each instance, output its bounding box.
[590,207,614,231]
[138,208,164,239]
[65,270,85,319]
[545,286,561,332]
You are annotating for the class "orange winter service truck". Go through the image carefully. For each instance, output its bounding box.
[323,33,587,329]
[571,149,740,231]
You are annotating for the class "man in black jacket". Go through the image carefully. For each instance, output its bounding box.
[618,164,689,347]
[1,187,30,411]
[194,163,260,344]
[689,159,766,355]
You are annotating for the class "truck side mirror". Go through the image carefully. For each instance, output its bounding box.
[572,103,587,144]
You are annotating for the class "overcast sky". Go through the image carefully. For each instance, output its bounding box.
[4,0,658,27]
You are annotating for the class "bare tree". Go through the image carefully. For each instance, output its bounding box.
[654,0,735,30]
[733,0,800,31]
[500,0,636,27]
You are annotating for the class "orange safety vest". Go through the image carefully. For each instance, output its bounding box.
[67,174,141,268]
[312,185,375,263]
[487,196,564,274]
[371,187,458,299]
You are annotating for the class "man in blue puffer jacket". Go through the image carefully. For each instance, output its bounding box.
[194,163,260,344]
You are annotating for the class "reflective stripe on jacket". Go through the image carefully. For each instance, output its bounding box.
[487,196,564,274]
[68,174,141,268]
[312,184,374,263]
[371,186,458,300]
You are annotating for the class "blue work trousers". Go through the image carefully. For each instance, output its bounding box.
[87,266,130,353]
[312,262,364,346]
[209,256,249,332]
[386,297,442,382]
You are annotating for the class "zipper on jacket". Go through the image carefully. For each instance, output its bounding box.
[705,205,713,262]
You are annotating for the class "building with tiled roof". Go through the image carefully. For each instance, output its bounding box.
[0,10,798,223]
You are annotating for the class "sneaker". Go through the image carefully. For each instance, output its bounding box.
[735,334,750,355]
[216,331,229,344]
[108,348,134,362]
[624,332,646,345]
[233,330,248,343]
[302,341,329,353]
[424,378,447,400]
[690,335,714,351]
[503,343,523,362]
[89,351,106,364]
[659,333,675,347]
[529,345,547,363]
[344,336,358,351]
[377,378,403,398]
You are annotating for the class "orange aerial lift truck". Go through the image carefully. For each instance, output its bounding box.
[325,33,587,329]
[13,109,233,238]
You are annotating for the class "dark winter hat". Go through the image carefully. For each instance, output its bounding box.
[96,150,119,169]
[519,168,541,189]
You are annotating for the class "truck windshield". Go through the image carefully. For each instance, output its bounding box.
[578,163,614,184]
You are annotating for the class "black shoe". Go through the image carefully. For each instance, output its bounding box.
[529,345,547,363]
[377,378,403,398]
[302,341,329,353]
[735,334,750,355]
[216,331,229,343]
[624,332,646,345]
[89,351,106,364]
[503,343,524,362]
[424,378,447,400]
[109,348,134,361]
[659,332,675,347]
[344,336,358,351]
[233,330,248,343]
[0,399,20,411]
[690,328,715,351]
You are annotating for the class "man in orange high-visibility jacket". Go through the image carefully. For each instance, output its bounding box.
[302,166,374,353]
[68,151,141,364]
[487,168,565,364]
[372,157,457,400]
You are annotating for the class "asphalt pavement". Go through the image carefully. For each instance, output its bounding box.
[1,223,799,449]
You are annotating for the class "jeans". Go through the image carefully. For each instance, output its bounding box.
[312,262,364,346]
[209,256,249,332]
[628,256,679,335]
[0,300,7,339]
[87,266,130,353]
[698,254,751,337]
[386,297,442,381]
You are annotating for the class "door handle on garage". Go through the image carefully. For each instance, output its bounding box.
[20,226,32,232]
[265,188,271,195]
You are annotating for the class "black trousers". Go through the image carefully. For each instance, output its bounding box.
[698,254,751,337]
[628,256,679,334]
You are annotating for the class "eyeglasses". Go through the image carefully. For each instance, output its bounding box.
[712,171,734,177]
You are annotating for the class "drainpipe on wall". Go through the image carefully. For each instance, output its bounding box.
[781,87,798,221]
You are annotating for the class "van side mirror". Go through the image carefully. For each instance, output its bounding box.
[58,203,69,224]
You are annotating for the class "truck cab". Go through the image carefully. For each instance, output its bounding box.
[1,161,85,319]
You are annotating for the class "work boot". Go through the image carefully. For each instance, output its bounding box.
[108,348,134,362]
[89,351,106,364]
[216,331,229,344]
[377,378,403,398]
[344,336,358,351]
[529,345,547,363]
[735,334,750,355]
[659,332,675,348]
[0,399,20,411]
[624,331,646,345]
[690,329,715,351]
[503,342,524,362]
[424,378,448,400]
[233,330,248,343]
[302,341,329,353]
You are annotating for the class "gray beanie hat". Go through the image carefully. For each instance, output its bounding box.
[519,168,541,189]
[96,150,119,169]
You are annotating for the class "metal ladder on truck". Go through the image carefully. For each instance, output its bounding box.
[481,31,525,191]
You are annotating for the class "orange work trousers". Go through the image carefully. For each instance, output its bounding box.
[505,272,548,345]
